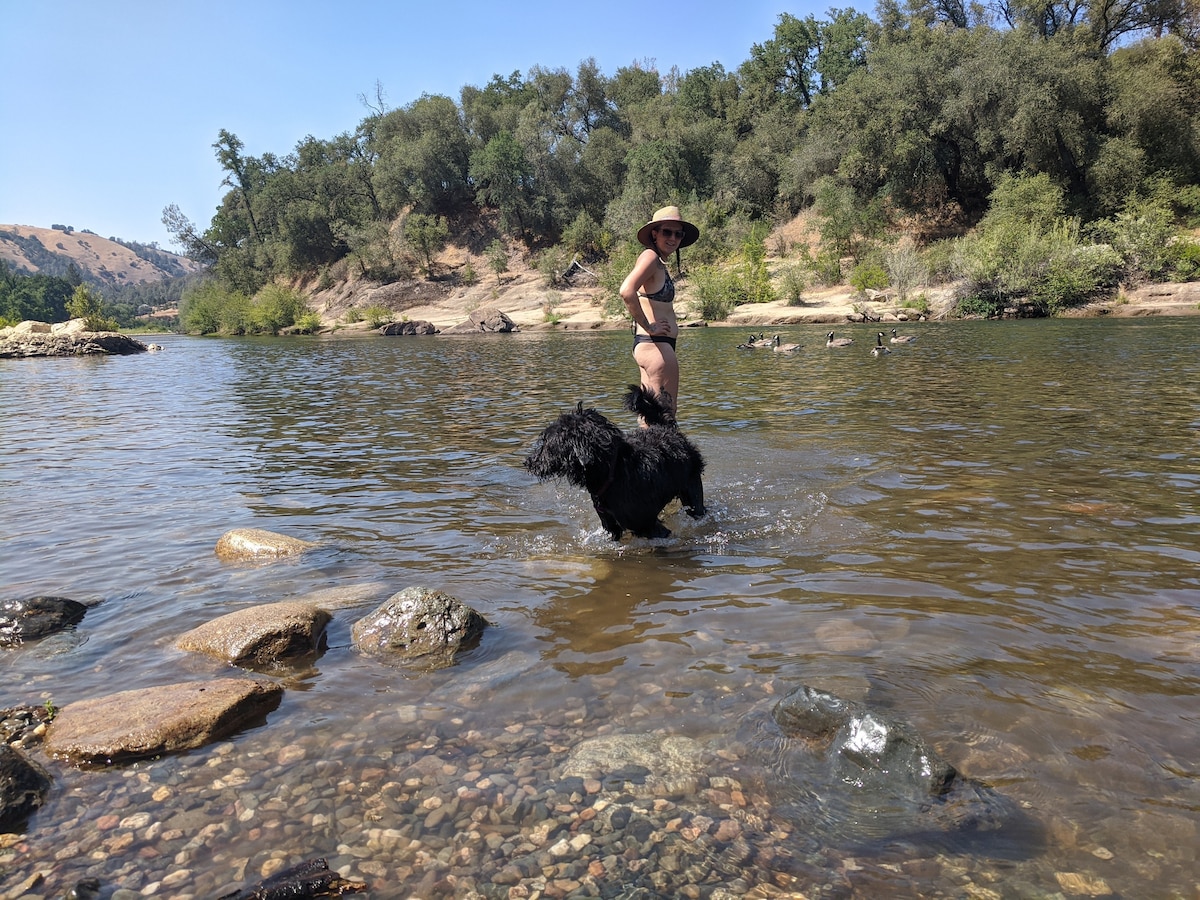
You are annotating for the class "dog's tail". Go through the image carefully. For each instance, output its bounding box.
[623,384,676,428]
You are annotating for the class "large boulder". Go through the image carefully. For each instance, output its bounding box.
[0,596,88,647]
[0,743,52,832]
[444,306,518,333]
[740,684,1020,844]
[773,685,956,795]
[214,528,318,562]
[44,678,283,766]
[175,601,331,667]
[351,586,488,668]
[0,323,149,358]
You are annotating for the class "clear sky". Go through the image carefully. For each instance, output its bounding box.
[1,0,818,251]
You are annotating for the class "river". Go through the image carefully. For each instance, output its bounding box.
[2,317,1198,897]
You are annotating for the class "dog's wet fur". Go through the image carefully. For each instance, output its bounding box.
[524,386,706,540]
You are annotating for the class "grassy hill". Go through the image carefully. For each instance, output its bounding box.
[0,225,201,288]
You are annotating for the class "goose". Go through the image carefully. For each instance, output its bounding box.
[737,332,772,350]
[826,331,854,348]
[871,332,891,356]
[889,328,917,344]
[772,334,801,353]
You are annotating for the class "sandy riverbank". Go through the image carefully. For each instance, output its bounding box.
[311,268,1199,336]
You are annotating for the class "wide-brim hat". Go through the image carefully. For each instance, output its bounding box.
[636,206,700,249]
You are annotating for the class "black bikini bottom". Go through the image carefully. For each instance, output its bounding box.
[633,334,677,351]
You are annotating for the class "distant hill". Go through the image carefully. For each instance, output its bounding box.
[0,224,202,287]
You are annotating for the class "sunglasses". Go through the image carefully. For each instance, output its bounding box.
[657,227,685,239]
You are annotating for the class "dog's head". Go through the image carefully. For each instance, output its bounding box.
[524,402,624,488]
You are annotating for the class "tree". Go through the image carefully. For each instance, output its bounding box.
[404,213,449,277]
[471,131,534,237]
[486,239,509,285]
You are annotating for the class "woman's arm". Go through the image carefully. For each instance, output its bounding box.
[620,249,667,334]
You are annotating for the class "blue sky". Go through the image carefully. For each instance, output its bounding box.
[1,0,821,250]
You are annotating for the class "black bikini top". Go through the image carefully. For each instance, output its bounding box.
[640,265,675,304]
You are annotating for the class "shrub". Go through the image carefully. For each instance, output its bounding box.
[778,264,807,306]
[688,265,739,321]
[251,284,308,335]
[536,247,570,288]
[560,211,607,261]
[738,224,776,304]
[849,260,889,295]
[459,260,478,286]
[1088,196,1176,280]
[1169,240,1200,281]
[364,304,391,329]
[885,237,928,302]
[293,312,322,334]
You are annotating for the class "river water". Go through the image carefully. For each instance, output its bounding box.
[2,317,1198,897]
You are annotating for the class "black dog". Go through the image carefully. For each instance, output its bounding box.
[524,386,706,540]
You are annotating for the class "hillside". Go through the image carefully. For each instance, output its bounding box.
[0,224,201,287]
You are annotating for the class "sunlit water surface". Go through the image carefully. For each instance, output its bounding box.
[2,318,1199,896]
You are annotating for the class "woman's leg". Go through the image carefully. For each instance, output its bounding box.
[633,341,679,415]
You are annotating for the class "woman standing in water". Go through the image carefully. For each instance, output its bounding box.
[619,206,700,419]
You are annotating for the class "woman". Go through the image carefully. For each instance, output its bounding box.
[619,206,700,419]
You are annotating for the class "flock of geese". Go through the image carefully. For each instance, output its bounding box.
[736,328,918,355]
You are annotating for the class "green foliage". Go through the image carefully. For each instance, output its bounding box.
[293,311,323,334]
[180,281,245,334]
[64,285,119,331]
[536,247,570,287]
[1088,196,1176,280]
[1168,240,1200,282]
[486,240,509,285]
[251,284,308,334]
[459,260,478,286]
[364,304,391,328]
[0,266,71,328]
[178,280,310,334]
[736,223,776,304]
[801,246,844,286]
[778,264,807,305]
[598,241,644,317]
[849,259,888,295]
[885,237,928,302]
[560,211,607,261]
[403,213,449,277]
[688,265,739,321]
[167,19,1199,307]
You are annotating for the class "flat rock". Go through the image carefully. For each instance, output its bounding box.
[214,528,318,561]
[175,601,331,666]
[44,678,283,766]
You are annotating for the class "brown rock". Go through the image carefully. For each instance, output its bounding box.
[175,601,331,666]
[44,678,283,766]
[214,528,317,561]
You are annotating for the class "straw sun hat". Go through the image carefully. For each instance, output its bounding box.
[636,206,700,249]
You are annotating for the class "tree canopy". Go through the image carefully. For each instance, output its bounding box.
[163,1,1200,293]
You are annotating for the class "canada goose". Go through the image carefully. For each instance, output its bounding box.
[871,332,891,356]
[826,331,854,348]
[890,328,916,344]
[737,332,772,349]
[772,334,801,353]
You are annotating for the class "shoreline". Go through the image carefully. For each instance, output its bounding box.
[316,277,1200,336]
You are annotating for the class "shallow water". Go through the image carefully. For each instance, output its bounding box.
[2,318,1199,897]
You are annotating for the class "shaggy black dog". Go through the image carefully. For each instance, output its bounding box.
[524,386,706,540]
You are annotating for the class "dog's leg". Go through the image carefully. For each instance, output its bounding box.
[592,500,626,541]
[682,475,706,519]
